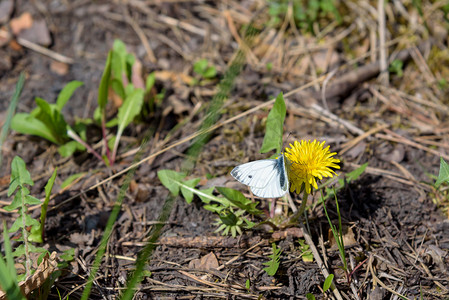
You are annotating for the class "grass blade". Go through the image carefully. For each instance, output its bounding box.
[0,72,25,168]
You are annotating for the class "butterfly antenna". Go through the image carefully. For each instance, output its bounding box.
[282,132,293,153]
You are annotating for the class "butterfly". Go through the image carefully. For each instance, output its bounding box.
[230,153,289,198]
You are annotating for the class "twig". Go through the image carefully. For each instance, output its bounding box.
[300,219,344,300]
[17,37,74,64]
[376,128,449,161]
[368,255,411,300]
[378,0,388,86]
[123,6,156,63]
[339,124,388,155]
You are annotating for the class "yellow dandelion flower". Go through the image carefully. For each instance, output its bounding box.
[285,140,340,194]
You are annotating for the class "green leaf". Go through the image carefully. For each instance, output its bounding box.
[306,293,316,300]
[112,40,128,82]
[111,78,125,100]
[34,98,63,140]
[34,98,68,143]
[323,274,334,292]
[25,195,41,205]
[197,187,215,203]
[203,66,217,79]
[0,222,25,300]
[117,89,144,131]
[157,170,186,196]
[11,113,59,144]
[216,187,262,215]
[389,59,404,78]
[4,190,23,211]
[61,172,87,189]
[112,88,144,158]
[37,168,57,243]
[28,228,43,243]
[8,156,33,196]
[0,72,25,168]
[260,92,286,154]
[56,81,84,111]
[180,178,201,203]
[263,243,282,276]
[98,51,112,111]
[58,140,86,157]
[203,204,225,213]
[145,72,156,93]
[245,279,250,291]
[8,216,23,233]
[219,209,239,226]
[105,117,118,127]
[59,248,75,264]
[193,59,209,75]
[343,163,368,184]
[11,244,25,258]
[436,157,449,187]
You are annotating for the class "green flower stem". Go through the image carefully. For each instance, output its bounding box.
[297,191,309,218]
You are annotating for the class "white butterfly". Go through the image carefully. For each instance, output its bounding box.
[230,153,289,198]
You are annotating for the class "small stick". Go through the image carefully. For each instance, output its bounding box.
[300,220,344,300]
[123,6,156,63]
[377,0,388,86]
[17,37,74,64]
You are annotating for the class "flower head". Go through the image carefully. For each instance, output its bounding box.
[285,140,340,194]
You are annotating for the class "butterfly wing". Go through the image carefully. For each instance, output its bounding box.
[231,159,277,189]
[250,155,288,198]
[231,155,289,198]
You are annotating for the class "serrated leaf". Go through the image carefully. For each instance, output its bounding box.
[180,178,201,203]
[260,92,286,154]
[436,157,449,187]
[197,187,216,203]
[25,195,41,205]
[157,170,186,196]
[345,163,368,183]
[11,113,59,144]
[8,216,23,233]
[24,214,40,227]
[56,81,84,111]
[263,243,282,276]
[10,156,33,188]
[203,204,224,213]
[11,244,25,258]
[216,187,261,214]
[60,248,75,262]
[4,191,22,211]
[323,274,334,292]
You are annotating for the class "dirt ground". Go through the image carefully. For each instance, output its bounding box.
[1,0,449,299]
